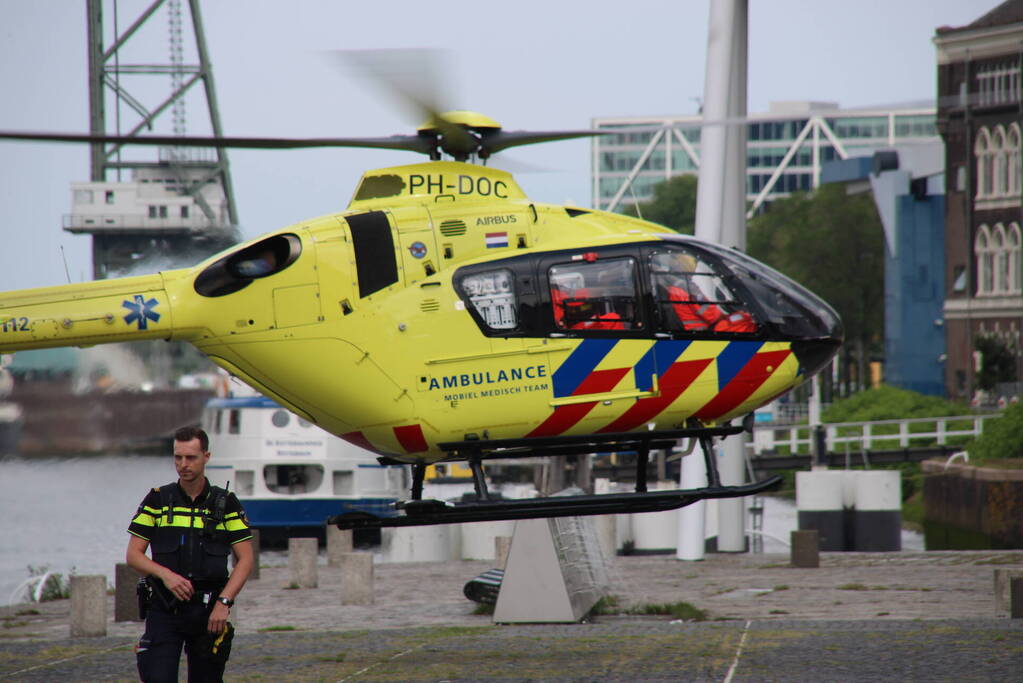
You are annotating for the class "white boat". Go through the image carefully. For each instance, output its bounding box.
[200,390,405,532]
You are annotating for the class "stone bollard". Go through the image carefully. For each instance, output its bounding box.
[288,537,319,589]
[790,529,820,568]
[1011,577,1023,619]
[993,569,1023,613]
[340,552,374,605]
[114,563,142,622]
[327,526,354,568]
[495,536,512,569]
[70,575,107,637]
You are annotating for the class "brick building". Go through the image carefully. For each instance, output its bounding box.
[936,0,1023,402]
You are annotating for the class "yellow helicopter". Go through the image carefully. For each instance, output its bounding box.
[0,110,842,530]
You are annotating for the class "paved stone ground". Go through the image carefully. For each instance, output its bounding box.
[1,550,1021,681]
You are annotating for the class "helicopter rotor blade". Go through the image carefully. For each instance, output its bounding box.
[335,48,477,158]
[479,130,612,157]
[0,130,434,154]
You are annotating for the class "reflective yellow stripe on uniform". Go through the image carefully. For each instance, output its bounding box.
[133,513,156,526]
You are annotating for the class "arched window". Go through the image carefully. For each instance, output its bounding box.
[993,126,1008,197]
[1010,124,1022,196]
[1010,223,1022,293]
[975,127,992,198]
[993,224,1009,293]
[976,224,993,295]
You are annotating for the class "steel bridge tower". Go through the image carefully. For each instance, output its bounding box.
[69,0,239,279]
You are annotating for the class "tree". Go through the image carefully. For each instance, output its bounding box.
[747,185,885,394]
[975,335,1017,391]
[623,174,698,234]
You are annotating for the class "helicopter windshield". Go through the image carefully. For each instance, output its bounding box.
[697,241,843,340]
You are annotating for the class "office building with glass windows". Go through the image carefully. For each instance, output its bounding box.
[592,101,938,215]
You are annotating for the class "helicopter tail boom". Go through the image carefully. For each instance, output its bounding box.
[0,273,173,353]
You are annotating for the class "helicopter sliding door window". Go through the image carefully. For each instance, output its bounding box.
[346,211,399,298]
[649,250,757,334]
[549,257,641,331]
[194,234,303,297]
[458,269,518,330]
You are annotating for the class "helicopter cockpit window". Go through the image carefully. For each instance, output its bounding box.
[459,269,518,330]
[194,233,302,298]
[549,257,640,331]
[650,250,757,334]
[702,244,842,339]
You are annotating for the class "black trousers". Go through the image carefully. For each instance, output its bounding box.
[136,598,233,683]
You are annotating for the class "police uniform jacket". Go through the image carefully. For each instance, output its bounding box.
[128,479,251,584]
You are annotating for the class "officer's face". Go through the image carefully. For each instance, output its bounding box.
[174,438,210,483]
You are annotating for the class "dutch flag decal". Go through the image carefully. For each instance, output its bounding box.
[485,232,509,248]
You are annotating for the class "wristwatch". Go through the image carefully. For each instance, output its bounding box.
[217,596,234,607]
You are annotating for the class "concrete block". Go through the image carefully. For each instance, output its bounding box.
[594,515,617,560]
[327,526,353,567]
[288,537,319,589]
[995,569,1023,614]
[340,552,374,606]
[1011,577,1023,619]
[494,536,511,569]
[790,529,819,568]
[70,575,107,637]
[114,563,142,622]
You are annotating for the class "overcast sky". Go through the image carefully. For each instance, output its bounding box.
[0,0,988,291]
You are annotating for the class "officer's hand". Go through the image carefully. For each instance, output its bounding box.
[208,602,229,634]
[160,571,194,601]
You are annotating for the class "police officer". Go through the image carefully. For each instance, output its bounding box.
[127,426,254,683]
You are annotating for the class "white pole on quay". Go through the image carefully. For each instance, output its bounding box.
[682,0,751,558]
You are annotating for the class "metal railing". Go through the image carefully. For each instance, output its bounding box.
[750,413,1002,456]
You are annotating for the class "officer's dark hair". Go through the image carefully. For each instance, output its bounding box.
[174,426,209,452]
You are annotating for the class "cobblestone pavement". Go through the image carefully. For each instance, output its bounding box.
[1,550,1021,681]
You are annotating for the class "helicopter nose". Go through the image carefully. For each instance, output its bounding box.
[693,239,843,377]
[787,289,843,378]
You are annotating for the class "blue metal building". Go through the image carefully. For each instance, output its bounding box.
[822,148,946,395]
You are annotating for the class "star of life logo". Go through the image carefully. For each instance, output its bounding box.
[122,295,161,330]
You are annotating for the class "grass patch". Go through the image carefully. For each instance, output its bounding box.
[472,602,495,615]
[318,653,346,663]
[773,585,790,591]
[837,583,869,591]
[283,582,300,590]
[588,595,620,615]
[769,609,789,615]
[2,621,27,629]
[876,611,890,616]
[257,625,296,632]
[425,626,492,638]
[974,555,1023,566]
[632,602,708,621]
[14,609,40,616]
[588,596,707,621]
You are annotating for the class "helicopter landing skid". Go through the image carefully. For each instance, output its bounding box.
[328,475,782,529]
[328,425,781,530]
